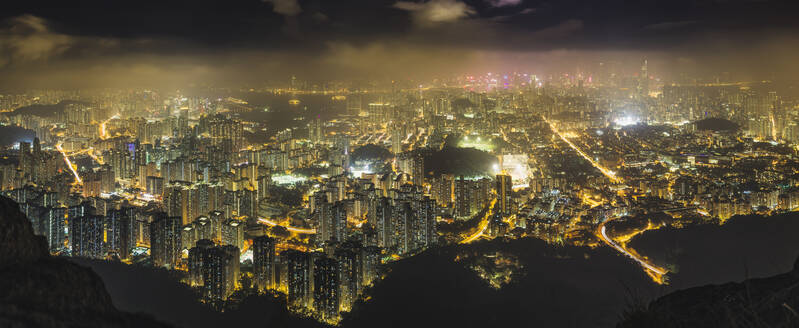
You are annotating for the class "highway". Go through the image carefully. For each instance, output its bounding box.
[542,116,666,283]
[99,114,120,140]
[257,217,316,234]
[56,142,82,185]
[460,198,497,244]
[598,219,667,284]
[543,116,623,184]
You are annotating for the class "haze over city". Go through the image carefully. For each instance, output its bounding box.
[1,1,799,328]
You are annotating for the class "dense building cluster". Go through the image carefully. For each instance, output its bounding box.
[2,64,798,322]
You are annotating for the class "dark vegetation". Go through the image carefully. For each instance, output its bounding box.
[619,257,799,327]
[694,117,738,131]
[0,195,170,328]
[5,193,799,328]
[351,144,393,163]
[423,146,498,178]
[8,101,84,118]
[0,125,35,147]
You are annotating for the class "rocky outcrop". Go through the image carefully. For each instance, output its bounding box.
[0,195,48,265]
[619,257,799,327]
[0,196,171,328]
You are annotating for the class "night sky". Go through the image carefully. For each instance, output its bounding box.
[1,0,798,88]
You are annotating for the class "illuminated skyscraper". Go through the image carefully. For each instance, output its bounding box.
[257,174,271,200]
[44,207,67,252]
[332,201,348,243]
[221,218,244,249]
[150,214,182,269]
[68,201,95,220]
[335,247,360,311]
[105,208,135,259]
[313,256,339,322]
[284,250,312,308]
[360,246,381,287]
[391,127,402,154]
[413,196,437,249]
[164,184,189,225]
[308,115,323,143]
[411,154,424,186]
[638,59,649,98]
[253,236,277,292]
[455,176,472,218]
[375,197,393,248]
[316,198,334,244]
[496,174,513,215]
[202,114,244,153]
[189,241,240,302]
[188,239,214,287]
[146,176,164,196]
[393,202,413,255]
[69,215,104,259]
[431,174,454,206]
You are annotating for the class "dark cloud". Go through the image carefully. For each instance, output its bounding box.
[263,0,303,16]
[0,0,797,88]
[644,20,699,31]
[393,0,476,26]
[485,0,522,7]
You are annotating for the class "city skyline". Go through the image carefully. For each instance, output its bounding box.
[2,1,799,328]
[1,0,799,89]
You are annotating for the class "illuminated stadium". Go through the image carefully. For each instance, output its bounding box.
[458,135,494,152]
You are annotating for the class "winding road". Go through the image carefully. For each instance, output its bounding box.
[598,218,668,284]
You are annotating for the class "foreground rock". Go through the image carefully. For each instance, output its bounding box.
[0,196,170,328]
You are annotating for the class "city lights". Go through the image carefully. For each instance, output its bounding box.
[1,4,796,325]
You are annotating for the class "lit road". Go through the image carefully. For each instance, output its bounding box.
[56,142,82,184]
[543,116,622,183]
[87,150,104,165]
[68,147,105,165]
[598,220,667,284]
[257,217,316,234]
[99,113,120,140]
[460,198,497,244]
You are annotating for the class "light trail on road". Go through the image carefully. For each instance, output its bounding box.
[598,222,667,284]
[257,217,316,234]
[460,199,496,244]
[56,142,82,184]
[543,117,622,183]
[99,113,120,140]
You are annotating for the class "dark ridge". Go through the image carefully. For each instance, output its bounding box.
[629,213,799,289]
[619,212,799,327]
[424,146,498,178]
[0,195,171,328]
[341,238,655,328]
[8,100,84,118]
[71,259,324,328]
[618,255,799,327]
[351,144,393,162]
[0,196,48,264]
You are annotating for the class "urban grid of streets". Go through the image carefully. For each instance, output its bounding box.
[6,75,796,324]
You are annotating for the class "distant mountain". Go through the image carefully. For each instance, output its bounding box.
[0,195,170,328]
[8,101,83,118]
